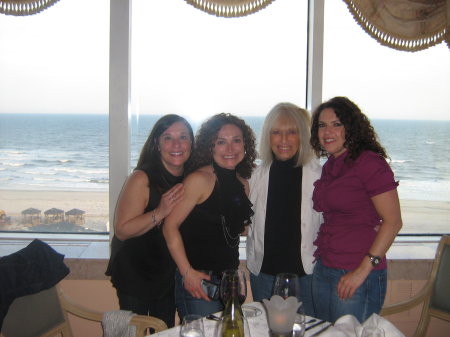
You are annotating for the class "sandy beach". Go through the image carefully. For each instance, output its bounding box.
[0,189,449,234]
[0,190,109,232]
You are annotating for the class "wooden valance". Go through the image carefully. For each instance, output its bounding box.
[184,0,276,17]
[343,0,449,52]
[0,0,60,15]
[1,0,448,52]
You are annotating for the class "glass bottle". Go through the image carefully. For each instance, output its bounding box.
[219,271,245,337]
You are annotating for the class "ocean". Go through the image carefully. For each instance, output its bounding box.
[1,113,450,202]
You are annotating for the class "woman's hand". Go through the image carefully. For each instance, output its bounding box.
[337,262,371,300]
[183,269,211,301]
[157,183,185,219]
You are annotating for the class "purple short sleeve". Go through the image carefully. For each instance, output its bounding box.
[357,151,399,197]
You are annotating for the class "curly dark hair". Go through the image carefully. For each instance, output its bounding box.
[310,97,387,160]
[188,113,257,179]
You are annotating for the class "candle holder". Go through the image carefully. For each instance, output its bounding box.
[263,295,301,337]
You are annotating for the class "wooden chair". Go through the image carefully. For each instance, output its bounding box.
[381,235,450,337]
[1,285,167,337]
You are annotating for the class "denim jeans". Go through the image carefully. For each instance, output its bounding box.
[312,260,387,323]
[116,289,175,328]
[249,271,316,317]
[175,269,224,321]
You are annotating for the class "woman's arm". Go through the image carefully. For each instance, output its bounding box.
[115,170,184,240]
[337,189,403,300]
[163,170,214,301]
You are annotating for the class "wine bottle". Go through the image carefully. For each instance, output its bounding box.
[220,271,245,337]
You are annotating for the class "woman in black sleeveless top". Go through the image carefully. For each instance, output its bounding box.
[163,113,256,320]
[106,114,194,327]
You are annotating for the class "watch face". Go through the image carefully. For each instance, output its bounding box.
[372,256,380,266]
[368,254,381,266]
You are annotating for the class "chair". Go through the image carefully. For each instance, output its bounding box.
[0,285,168,337]
[381,235,450,337]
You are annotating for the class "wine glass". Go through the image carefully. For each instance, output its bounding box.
[180,314,205,337]
[361,326,385,337]
[220,269,247,305]
[273,273,300,299]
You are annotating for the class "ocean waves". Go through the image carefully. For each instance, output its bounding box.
[1,114,449,201]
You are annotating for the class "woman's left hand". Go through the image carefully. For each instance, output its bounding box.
[337,265,371,300]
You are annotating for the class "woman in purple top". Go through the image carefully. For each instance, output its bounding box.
[310,97,403,323]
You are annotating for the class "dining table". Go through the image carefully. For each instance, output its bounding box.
[150,302,332,337]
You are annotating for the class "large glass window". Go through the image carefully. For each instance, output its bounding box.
[130,0,308,164]
[323,0,450,234]
[1,0,447,236]
[0,0,109,233]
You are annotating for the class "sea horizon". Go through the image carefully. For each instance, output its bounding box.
[1,113,450,202]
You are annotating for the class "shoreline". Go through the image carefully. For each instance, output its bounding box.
[1,189,449,234]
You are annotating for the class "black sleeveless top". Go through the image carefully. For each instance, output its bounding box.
[106,167,181,300]
[180,182,240,272]
[180,164,253,272]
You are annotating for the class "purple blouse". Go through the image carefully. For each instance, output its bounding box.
[312,150,398,270]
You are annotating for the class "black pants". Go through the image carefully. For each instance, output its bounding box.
[116,289,176,328]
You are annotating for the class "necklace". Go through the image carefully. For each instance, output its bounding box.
[220,214,240,248]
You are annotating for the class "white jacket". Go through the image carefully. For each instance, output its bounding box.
[246,159,323,275]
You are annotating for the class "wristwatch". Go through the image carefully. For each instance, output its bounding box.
[367,253,381,267]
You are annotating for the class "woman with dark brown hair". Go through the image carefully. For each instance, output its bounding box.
[106,114,194,327]
[310,97,402,323]
[163,113,256,320]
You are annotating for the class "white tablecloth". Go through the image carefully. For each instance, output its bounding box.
[151,302,331,337]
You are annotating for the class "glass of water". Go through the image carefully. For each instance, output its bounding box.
[180,314,205,337]
[292,303,305,337]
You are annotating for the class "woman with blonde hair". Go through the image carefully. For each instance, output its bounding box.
[246,102,322,316]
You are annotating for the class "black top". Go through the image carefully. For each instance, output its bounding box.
[106,166,181,300]
[180,181,240,272]
[261,158,305,276]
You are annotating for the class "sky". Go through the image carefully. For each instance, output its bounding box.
[0,0,449,121]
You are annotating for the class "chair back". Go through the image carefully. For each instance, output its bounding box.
[1,287,72,337]
[430,235,450,314]
[1,284,168,337]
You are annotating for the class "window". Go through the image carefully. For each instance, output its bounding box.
[323,0,450,234]
[0,0,109,233]
[130,0,308,164]
[1,0,448,236]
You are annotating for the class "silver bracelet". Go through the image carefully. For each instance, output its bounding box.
[151,210,159,227]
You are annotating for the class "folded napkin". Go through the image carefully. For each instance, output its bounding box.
[102,310,137,337]
[319,313,405,337]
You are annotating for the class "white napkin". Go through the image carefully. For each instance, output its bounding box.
[361,314,404,337]
[318,314,404,337]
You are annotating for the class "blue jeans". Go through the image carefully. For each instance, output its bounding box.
[249,271,316,317]
[312,260,387,323]
[175,269,224,321]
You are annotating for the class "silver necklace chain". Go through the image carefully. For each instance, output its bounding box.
[221,215,240,248]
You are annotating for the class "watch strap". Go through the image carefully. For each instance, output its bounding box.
[366,253,381,267]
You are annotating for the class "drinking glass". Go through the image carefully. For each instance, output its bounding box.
[273,273,300,299]
[361,326,385,337]
[180,314,205,337]
[292,303,306,337]
[220,269,247,304]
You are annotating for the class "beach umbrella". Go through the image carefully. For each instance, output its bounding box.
[21,208,41,215]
